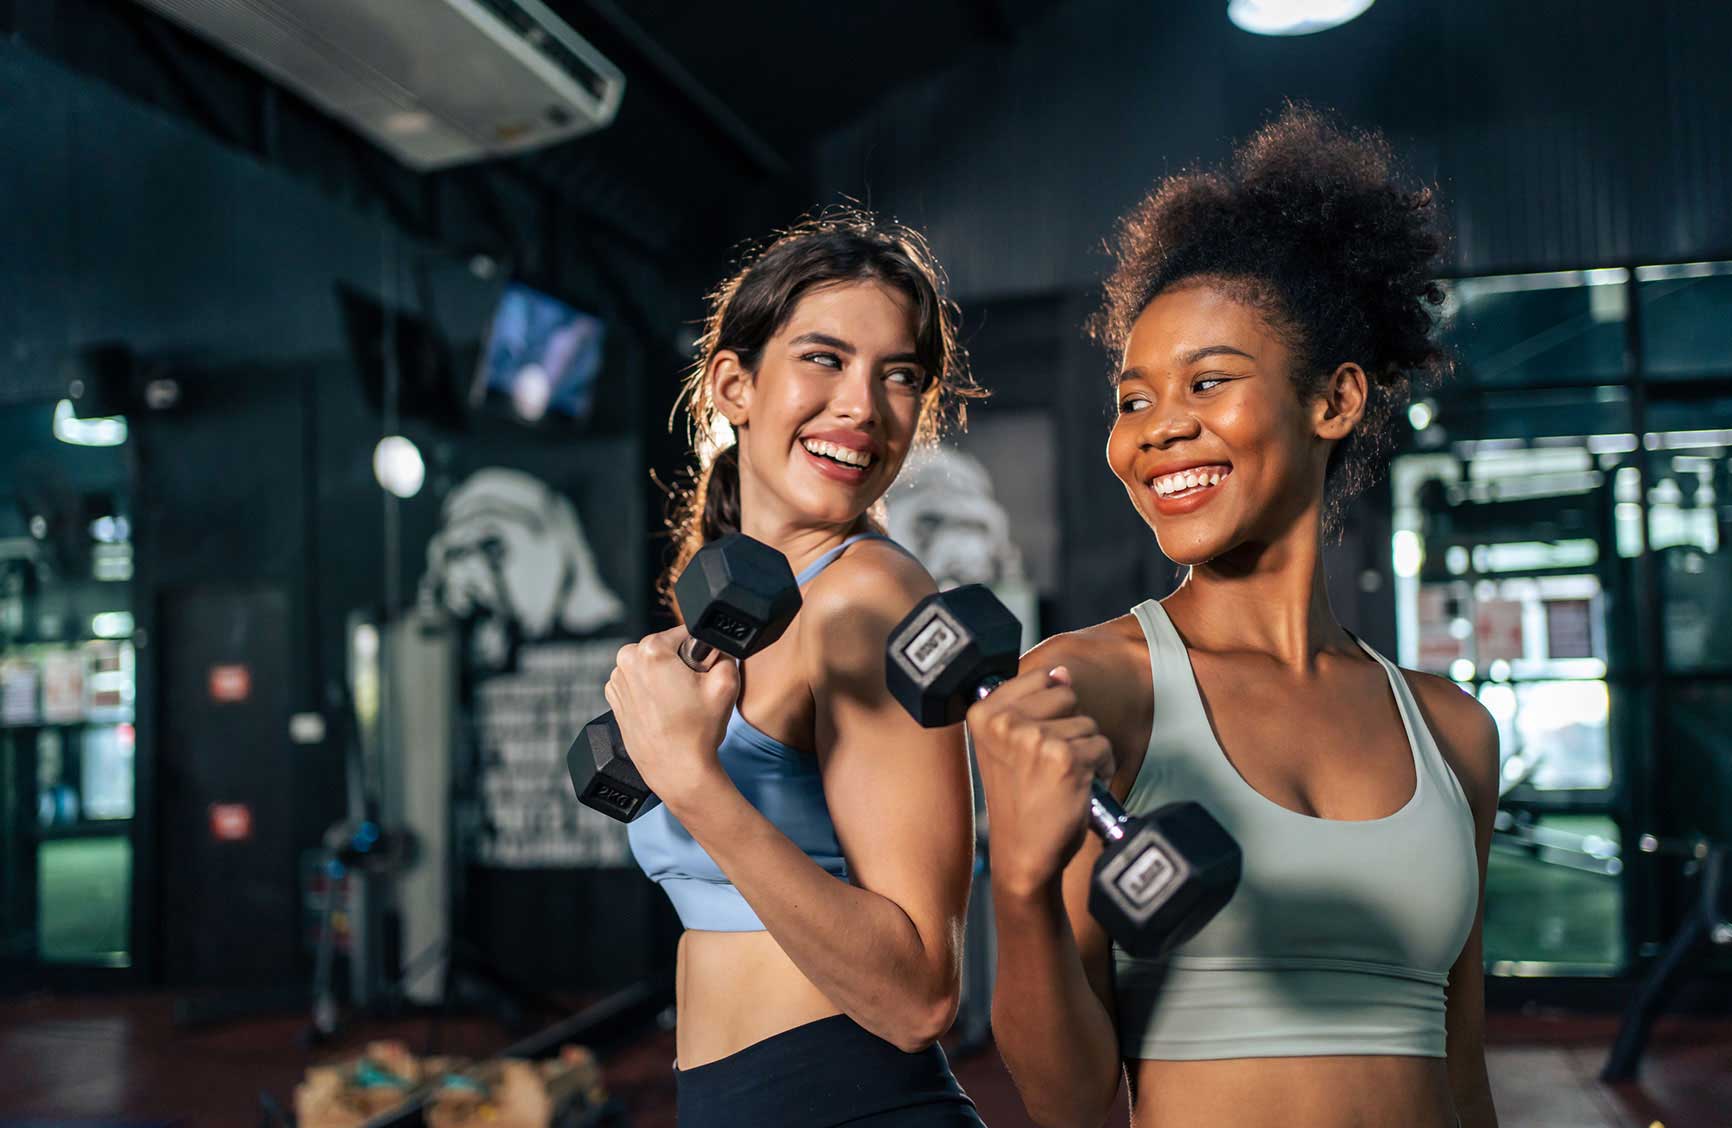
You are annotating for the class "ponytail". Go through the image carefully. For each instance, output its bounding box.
[701,445,742,544]
[660,444,740,611]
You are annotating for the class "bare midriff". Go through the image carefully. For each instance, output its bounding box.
[674,930,842,1069]
[1128,1055,1457,1127]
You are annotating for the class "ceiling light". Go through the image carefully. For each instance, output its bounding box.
[52,399,127,446]
[1228,0,1375,36]
[1391,530,1423,577]
[373,435,425,499]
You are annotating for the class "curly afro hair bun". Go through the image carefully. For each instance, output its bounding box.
[1096,104,1449,531]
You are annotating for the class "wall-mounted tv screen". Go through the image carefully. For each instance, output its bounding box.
[472,283,605,425]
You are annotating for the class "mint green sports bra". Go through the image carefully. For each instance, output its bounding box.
[1113,599,1479,1061]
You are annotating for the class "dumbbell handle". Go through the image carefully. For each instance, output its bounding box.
[677,636,717,671]
[972,677,1134,844]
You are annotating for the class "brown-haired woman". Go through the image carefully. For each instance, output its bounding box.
[601,208,988,1126]
[972,108,1501,1128]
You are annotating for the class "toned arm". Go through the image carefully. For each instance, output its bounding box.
[986,631,1145,1127]
[1407,671,1502,1128]
[673,544,974,1051]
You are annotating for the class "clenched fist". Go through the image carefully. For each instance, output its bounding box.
[969,666,1115,897]
[603,625,739,816]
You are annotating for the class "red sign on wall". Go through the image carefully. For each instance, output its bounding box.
[208,664,251,703]
[210,803,253,842]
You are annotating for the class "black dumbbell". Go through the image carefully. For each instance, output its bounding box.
[885,584,1242,959]
[570,533,801,822]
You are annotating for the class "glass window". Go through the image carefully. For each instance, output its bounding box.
[1392,428,1620,771]
[0,410,136,972]
[1484,812,1623,973]
[1402,264,1732,981]
[1485,680,1612,792]
[1405,386,1634,464]
[1643,436,1732,673]
[1443,270,1630,387]
[38,836,131,965]
[1662,684,1732,844]
[80,723,135,820]
[1637,262,1732,378]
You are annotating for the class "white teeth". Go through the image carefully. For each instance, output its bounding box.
[1151,466,1231,497]
[802,439,873,468]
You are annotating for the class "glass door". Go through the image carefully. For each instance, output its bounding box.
[0,401,137,983]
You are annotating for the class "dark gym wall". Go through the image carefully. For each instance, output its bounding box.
[132,356,664,992]
[816,0,1732,301]
[0,38,682,990]
[811,0,1732,643]
[155,585,295,986]
[0,44,492,408]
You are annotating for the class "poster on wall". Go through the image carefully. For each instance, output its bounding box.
[0,658,38,726]
[884,445,1040,650]
[468,641,622,866]
[1473,597,1525,665]
[1545,598,1595,660]
[40,650,84,723]
[418,466,632,868]
[1415,585,1466,673]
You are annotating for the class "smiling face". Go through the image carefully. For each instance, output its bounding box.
[1106,282,1364,566]
[713,279,927,531]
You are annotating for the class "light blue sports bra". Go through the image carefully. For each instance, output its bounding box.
[627,532,901,932]
[1113,598,1480,1060]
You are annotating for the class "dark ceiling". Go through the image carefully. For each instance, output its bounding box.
[551,0,1067,160]
[522,0,1070,252]
[5,0,1067,273]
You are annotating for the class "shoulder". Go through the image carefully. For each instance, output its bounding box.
[1019,616,1144,683]
[799,538,936,628]
[1400,668,1500,814]
[798,539,938,683]
[1021,615,1153,767]
[1025,612,1150,682]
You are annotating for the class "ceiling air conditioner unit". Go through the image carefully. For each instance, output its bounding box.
[132,0,625,169]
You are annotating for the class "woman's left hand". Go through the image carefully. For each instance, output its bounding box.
[602,625,740,815]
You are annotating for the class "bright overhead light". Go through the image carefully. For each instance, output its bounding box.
[383,110,434,135]
[1228,0,1375,36]
[511,363,552,422]
[52,399,127,447]
[91,611,134,639]
[373,435,425,499]
[1391,529,1423,578]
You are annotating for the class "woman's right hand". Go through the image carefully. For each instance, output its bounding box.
[969,665,1116,898]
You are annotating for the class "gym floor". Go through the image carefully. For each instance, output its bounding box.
[0,994,1726,1127]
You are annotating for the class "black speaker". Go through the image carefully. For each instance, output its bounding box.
[63,343,135,418]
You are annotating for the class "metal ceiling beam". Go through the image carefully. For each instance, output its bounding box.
[579,0,790,178]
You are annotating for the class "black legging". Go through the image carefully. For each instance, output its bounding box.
[673,1013,986,1126]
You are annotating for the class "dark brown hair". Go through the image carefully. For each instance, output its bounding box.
[1094,105,1449,533]
[661,207,978,608]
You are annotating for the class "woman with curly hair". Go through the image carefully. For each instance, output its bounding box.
[973,108,1500,1127]
[603,209,987,1125]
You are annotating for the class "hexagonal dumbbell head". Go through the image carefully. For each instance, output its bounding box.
[1089,800,1242,960]
[571,533,801,823]
[570,713,655,822]
[882,581,1243,958]
[885,584,1022,728]
[673,532,802,659]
